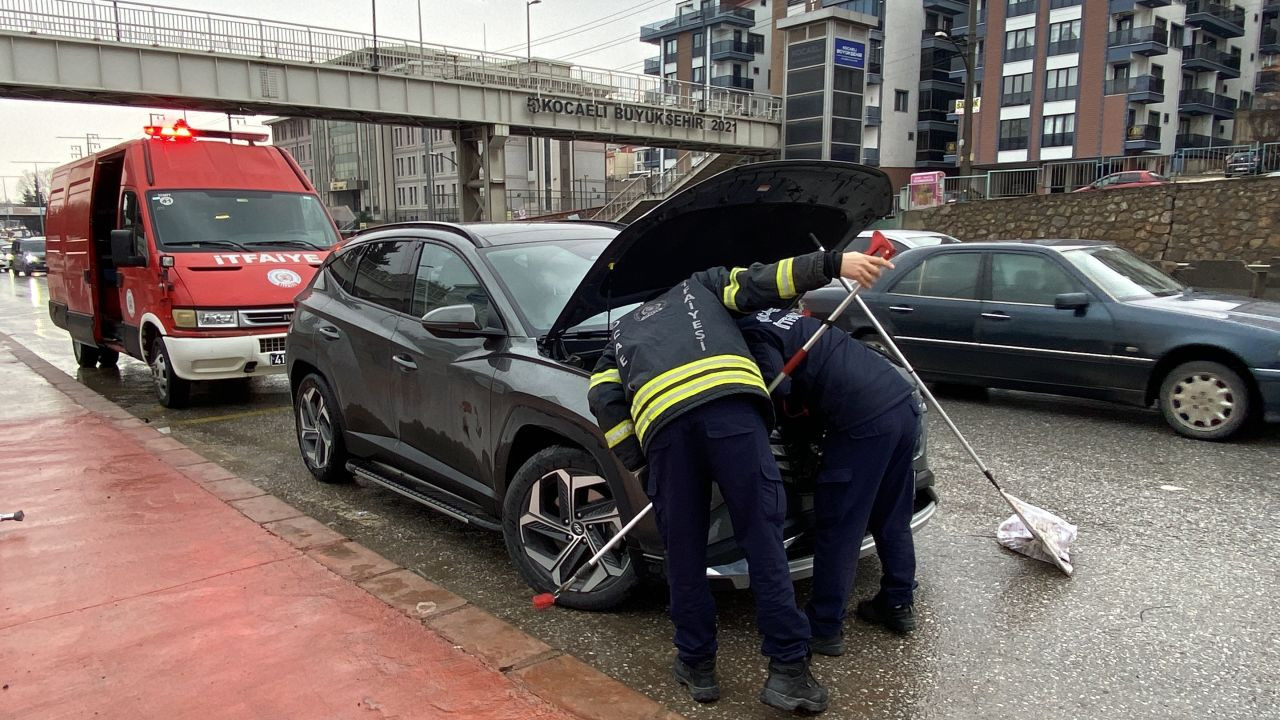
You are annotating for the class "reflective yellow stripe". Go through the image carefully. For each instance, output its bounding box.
[722,267,747,311]
[605,419,635,448]
[631,355,760,418]
[589,369,621,389]
[635,369,768,441]
[776,257,796,299]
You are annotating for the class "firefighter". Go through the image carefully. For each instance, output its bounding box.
[588,250,891,713]
[737,308,921,657]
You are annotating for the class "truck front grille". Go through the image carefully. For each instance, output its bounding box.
[241,308,294,327]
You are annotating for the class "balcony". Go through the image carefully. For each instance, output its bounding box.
[640,4,755,43]
[1267,0,1280,18]
[1179,88,1238,118]
[1104,74,1166,103]
[1125,124,1162,151]
[1262,24,1280,55]
[709,75,754,91]
[710,39,760,62]
[952,8,986,38]
[924,0,968,15]
[1006,0,1037,17]
[1175,132,1231,149]
[1182,43,1241,79]
[1109,0,1173,10]
[1106,26,1168,62]
[1184,1,1246,40]
[863,147,880,167]
[643,57,660,75]
[868,46,883,84]
[1047,37,1081,56]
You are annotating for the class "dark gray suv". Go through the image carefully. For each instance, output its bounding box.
[286,161,938,609]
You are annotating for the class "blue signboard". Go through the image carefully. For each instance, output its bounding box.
[833,39,866,69]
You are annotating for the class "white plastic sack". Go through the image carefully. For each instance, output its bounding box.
[996,495,1076,575]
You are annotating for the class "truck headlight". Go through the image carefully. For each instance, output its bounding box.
[171,309,197,328]
[196,310,238,328]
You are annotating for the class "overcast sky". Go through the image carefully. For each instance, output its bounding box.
[0,0,675,199]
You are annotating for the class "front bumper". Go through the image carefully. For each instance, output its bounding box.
[1253,368,1280,423]
[163,333,288,381]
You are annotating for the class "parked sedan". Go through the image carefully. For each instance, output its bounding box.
[1074,170,1170,192]
[286,161,938,610]
[803,240,1280,440]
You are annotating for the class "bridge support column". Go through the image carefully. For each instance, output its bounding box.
[456,124,509,222]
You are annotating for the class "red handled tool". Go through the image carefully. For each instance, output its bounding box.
[533,233,898,611]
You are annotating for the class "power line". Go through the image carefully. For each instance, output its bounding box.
[493,0,668,54]
[559,31,642,62]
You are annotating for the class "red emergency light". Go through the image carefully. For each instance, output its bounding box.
[143,119,269,144]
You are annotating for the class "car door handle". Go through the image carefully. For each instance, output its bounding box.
[980,312,1011,321]
[318,326,340,340]
[888,305,914,314]
[392,354,417,371]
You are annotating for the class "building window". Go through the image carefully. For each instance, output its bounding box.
[1170,23,1183,48]
[1044,66,1079,102]
[1001,73,1032,106]
[664,38,677,58]
[1006,0,1036,18]
[894,89,910,112]
[692,66,705,84]
[692,31,704,53]
[999,118,1029,150]
[1042,114,1075,147]
[1047,19,1081,55]
[1004,28,1035,62]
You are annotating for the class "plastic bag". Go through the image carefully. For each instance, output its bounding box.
[996,498,1077,572]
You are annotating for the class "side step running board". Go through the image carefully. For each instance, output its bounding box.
[346,460,502,532]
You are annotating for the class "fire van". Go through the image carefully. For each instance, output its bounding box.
[46,120,341,407]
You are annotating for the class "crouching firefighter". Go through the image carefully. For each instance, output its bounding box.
[587,250,891,713]
[738,308,922,659]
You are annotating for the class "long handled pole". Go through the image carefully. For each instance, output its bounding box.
[814,235,1072,575]
[533,236,898,609]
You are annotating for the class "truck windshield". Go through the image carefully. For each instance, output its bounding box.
[147,190,338,252]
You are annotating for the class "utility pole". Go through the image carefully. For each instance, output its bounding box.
[962,0,978,177]
[58,133,122,159]
[370,0,380,72]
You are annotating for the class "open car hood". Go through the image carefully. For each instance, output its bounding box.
[547,160,892,337]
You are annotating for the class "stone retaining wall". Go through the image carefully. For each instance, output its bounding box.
[903,175,1280,264]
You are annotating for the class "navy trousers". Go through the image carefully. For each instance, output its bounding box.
[806,398,920,639]
[645,395,811,665]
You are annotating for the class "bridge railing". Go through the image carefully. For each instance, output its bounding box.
[0,0,782,122]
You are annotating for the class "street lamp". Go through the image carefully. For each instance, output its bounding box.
[370,0,380,72]
[936,29,977,177]
[526,0,541,61]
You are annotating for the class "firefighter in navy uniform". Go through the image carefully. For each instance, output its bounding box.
[588,250,891,713]
[737,308,921,658]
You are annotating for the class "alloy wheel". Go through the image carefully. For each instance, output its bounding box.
[1170,372,1235,431]
[518,468,628,593]
[297,386,334,470]
[151,350,170,399]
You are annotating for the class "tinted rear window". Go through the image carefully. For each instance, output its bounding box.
[327,246,363,293]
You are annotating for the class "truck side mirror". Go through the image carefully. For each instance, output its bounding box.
[110,229,146,268]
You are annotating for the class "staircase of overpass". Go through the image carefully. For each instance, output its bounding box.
[590,152,749,224]
[0,0,783,221]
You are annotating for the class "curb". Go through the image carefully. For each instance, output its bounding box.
[2,335,682,720]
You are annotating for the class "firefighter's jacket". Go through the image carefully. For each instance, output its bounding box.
[587,250,841,471]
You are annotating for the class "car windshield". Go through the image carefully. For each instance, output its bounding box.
[1062,247,1183,300]
[20,239,45,253]
[481,237,636,335]
[147,190,338,252]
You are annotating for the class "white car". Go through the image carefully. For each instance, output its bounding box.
[849,229,961,255]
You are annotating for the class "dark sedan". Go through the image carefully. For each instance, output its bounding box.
[286,161,938,610]
[803,240,1280,441]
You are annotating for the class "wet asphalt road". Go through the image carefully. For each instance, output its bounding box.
[3,272,1278,719]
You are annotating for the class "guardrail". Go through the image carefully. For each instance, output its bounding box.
[0,0,783,121]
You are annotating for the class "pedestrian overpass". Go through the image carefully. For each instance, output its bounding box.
[0,0,783,220]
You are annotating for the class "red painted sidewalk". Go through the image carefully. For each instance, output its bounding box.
[0,349,584,719]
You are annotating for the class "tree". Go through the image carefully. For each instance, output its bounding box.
[15,169,53,207]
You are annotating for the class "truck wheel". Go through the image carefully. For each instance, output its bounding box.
[72,341,100,368]
[150,336,191,408]
[502,446,638,611]
[1159,360,1251,441]
[294,374,350,484]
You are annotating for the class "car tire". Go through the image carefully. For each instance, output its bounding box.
[150,336,191,409]
[1158,360,1251,441]
[97,348,119,366]
[294,373,351,484]
[72,341,100,368]
[502,446,639,611]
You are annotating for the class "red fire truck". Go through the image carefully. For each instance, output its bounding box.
[46,120,340,407]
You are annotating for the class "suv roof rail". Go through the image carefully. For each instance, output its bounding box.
[347,221,479,245]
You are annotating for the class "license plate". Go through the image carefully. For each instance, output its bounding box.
[269,352,286,366]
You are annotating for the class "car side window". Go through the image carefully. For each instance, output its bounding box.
[327,246,363,294]
[990,253,1081,305]
[351,240,416,313]
[412,243,493,326]
[890,252,981,300]
[1118,172,1141,184]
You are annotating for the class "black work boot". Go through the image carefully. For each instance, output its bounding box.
[673,657,720,703]
[808,634,845,658]
[856,594,916,634]
[760,658,829,713]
